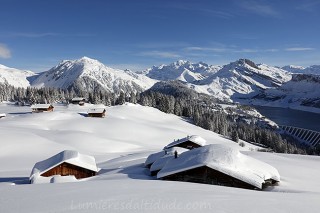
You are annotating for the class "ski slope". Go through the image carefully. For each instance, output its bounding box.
[0,103,319,213]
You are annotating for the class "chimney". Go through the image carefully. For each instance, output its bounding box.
[174,150,178,159]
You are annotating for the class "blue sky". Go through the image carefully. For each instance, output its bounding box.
[0,0,319,72]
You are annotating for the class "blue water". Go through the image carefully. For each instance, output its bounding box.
[254,106,320,132]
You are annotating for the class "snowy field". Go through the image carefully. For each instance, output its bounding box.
[0,103,319,213]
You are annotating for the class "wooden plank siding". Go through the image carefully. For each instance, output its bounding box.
[161,166,258,190]
[169,141,202,149]
[32,106,54,112]
[41,162,96,179]
[88,111,106,118]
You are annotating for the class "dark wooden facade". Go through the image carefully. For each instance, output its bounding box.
[88,109,106,118]
[161,166,266,190]
[168,141,202,150]
[32,105,54,113]
[71,98,86,105]
[41,162,96,179]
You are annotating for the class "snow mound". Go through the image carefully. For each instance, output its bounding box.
[145,147,189,167]
[157,144,280,189]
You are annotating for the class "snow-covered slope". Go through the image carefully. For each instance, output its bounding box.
[191,59,291,102]
[282,65,320,75]
[143,60,221,83]
[31,57,156,93]
[251,74,320,110]
[0,64,35,88]
[0,103,320,213]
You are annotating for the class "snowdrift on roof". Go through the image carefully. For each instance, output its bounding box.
[157,144,280,189]
[30,150,99,183]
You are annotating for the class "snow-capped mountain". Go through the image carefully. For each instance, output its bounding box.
[190,59,291,101]
[31,57,156,93]
[252,74,320,109]
[0,64,35,88]
[282,65,320,75]
[142,60,221,83]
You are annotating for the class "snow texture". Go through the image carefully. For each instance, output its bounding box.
[31,57,156,93]
[0,103,320,213]
[0,64,35,88]
[157,144,280,189]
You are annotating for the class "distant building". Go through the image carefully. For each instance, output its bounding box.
[157,144,280,190]
[30,150,99,184]
[164,135,206,150]
[0,113,6,118]
[31,104,54,113]
[71,97,86,106]
[87,108,106,118]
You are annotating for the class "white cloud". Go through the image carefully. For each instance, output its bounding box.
[0,43,11,59]
[184,47,229,52]
[239,1,279,18]
[138,51,180,58]
[1,32,95,38]
[285,47,315,51]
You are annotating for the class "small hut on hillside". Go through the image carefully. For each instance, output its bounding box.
[87,108,106,118]
[157,144,280,190]
[31,104,54,113]
[30,150,99,184]
[71,97,86,106]
[164,135,206,150]
[0,113,6,118]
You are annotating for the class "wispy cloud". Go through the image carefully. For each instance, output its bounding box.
[239,1,280,18]
[167,2,234,19]
[285,47,315,51]
[184,46,229,52]
[1,32,95,38]
[138,51,180,59]
[233,49,258,53]
[0,43,11,59]
[295,0,320,12]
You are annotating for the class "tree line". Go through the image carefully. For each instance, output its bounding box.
[0,82,319,155]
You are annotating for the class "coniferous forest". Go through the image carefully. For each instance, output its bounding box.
[1,81,319,155]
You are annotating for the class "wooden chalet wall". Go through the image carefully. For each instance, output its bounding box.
[172,141,202,149]
[32,106,54,112]
[162,166,257,190]
[41,162,96,179]
[88,110,106,118]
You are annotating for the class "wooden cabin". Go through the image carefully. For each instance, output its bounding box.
[160,166,260,189]
[31,104,54,113]
[164,135,206,150]
[87,108,106,118]
[30,150,99,184]
[0,113,6,119]
[71,97,86,106]
[157,144,280,190]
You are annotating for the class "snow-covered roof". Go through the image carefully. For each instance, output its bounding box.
[30,150,99,180]
[164,135,206,149]
[157,144,280,189]
[71,97,85,101]
[31,104,53,109]
[0,113,6,117]
[87,108,106,114]
[145,147,188,167]
[150,155,173,173]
